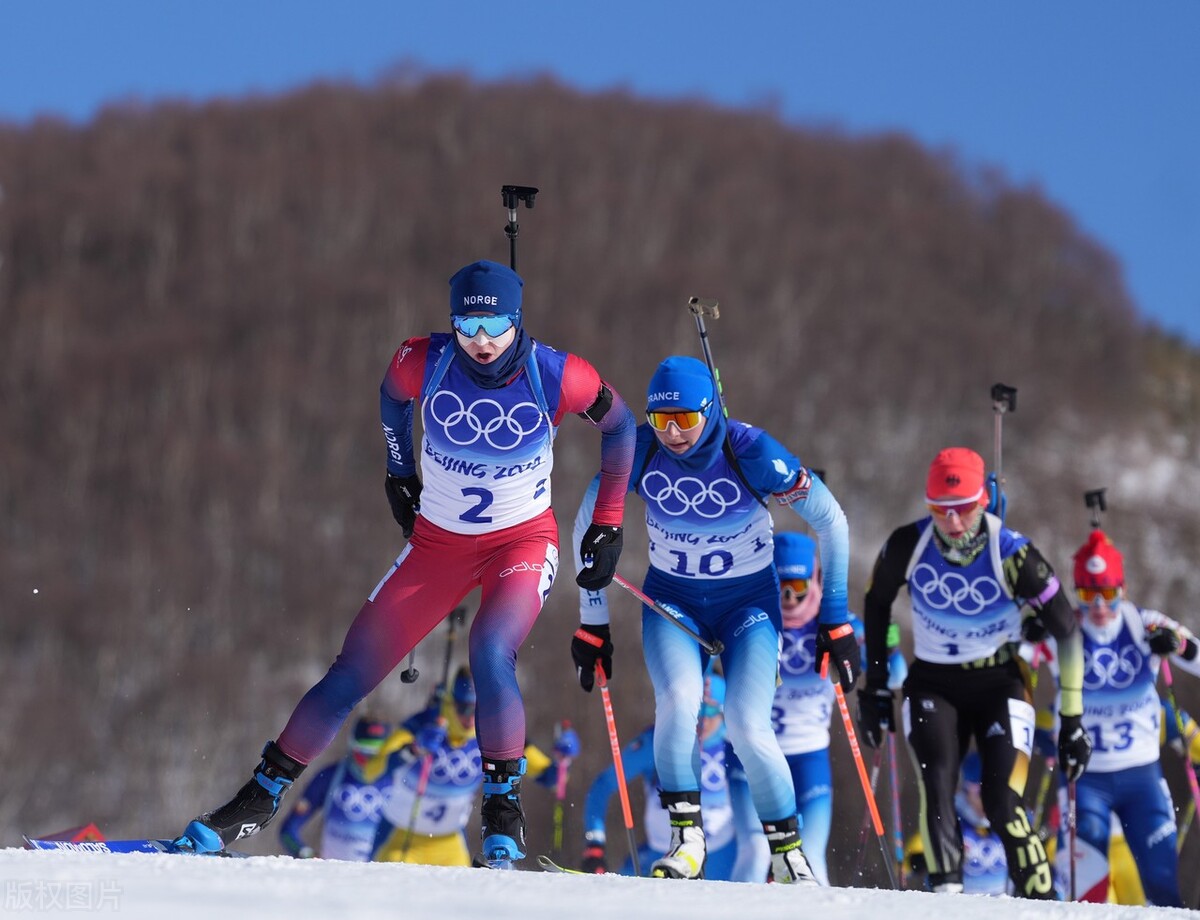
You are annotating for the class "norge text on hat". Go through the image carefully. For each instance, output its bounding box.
[449,260,523,318]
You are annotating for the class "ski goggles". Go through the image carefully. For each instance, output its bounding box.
[350,741,385,766]
[1076,586,1121,604]
[926,499,983,518]
[452,314,516,338]
[700,700,722,719]
[646,409,705,431]
[780,578,810,600]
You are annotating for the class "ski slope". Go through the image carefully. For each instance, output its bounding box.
[0,846,1190,919]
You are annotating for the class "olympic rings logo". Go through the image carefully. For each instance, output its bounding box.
[1083,645,1143,690]
[332,785,388,821]
[779,631,816,676]
[427,391,544,449]
[430,747,483,786]
[700,748,726,793]
[642,470,742,519]
[968,837,1007,874]
[909,563,1003,615]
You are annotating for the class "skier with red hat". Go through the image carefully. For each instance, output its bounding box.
[856,446,1090,898]
[1041,529,1199,906]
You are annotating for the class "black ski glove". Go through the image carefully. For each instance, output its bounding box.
[572,624,613,692]
[1146,626,1181,656]
[816,622,861,692]
[384,473,422,538]
[576,524,623,591]
[1057,713,1092,782]
[1020,614,1048,643]
[856,686,895,749]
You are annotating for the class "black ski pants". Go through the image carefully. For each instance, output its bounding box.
[903,655,1054,899]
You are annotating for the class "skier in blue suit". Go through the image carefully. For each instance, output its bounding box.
[571,355,858,884]
[580,672,736,878]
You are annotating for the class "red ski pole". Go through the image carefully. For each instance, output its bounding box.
[822,653,896,889]
[596,662,641,877]
[1163,659,1200,819]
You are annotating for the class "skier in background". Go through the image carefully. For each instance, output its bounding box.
[372,666,580,866]
[277,715,392,862]
[727,531,909,885]
[856,446,1090,898]
[580,672,735,879]
[371,668,481,866]
[571,355,859,884]
[1045,529,1199,906]
[174,259,635,868]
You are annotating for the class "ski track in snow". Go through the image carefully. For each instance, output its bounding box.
[1,848,1191,920]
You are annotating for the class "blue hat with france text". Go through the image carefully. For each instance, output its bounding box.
[646,356,716,414]
[448,260,523,318]
[774,532,816,580]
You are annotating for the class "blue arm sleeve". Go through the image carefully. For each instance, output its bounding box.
[573,429,650,626]
[788,475,850,626]
[380,384,416,477]
[733,427,850,626]
[573,475,610,625]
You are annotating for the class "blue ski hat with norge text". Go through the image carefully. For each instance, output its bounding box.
[646,355,716,414]
[774,532,816,580]
[449,259,523,319]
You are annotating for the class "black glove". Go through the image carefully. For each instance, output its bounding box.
[576,524,623,590]
[384,473,422,538]
[816,622,861,692]
[1146,626,1181,656]
[856,686,895,749]
[1020,615,1048,643]
[1057,713,1092,782]
[571,624,613,692]
[581,843,608,874]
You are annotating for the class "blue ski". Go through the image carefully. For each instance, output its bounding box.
[23,836,250,857]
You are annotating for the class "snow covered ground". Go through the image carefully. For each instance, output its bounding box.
[0,847,1191,920]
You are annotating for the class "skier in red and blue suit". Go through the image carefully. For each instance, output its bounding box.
[176,260,635,868]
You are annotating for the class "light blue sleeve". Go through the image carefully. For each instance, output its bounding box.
[727,425,849,626]
[787,474,850,626]
[573,475,612,626]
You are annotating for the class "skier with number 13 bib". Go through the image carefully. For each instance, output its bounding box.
[174,260,635,869]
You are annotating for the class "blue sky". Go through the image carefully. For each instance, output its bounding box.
[3,1,1198,344]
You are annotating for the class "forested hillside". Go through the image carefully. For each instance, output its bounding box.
[2,72,1198,881]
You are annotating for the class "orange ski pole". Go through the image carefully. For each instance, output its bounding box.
[822,653,896,889]
[596,662,641,877]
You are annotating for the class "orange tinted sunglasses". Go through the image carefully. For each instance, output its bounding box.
[927,500,984,517]
[780,578,810,599]
[1077,586,1120,604]
[647,409,704,431]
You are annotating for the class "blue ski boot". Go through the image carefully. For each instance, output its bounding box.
[479,757,527,869]
[173,741,305,854]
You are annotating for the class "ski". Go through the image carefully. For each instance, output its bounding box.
[536,854,589,874]
[23,836,250,858]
